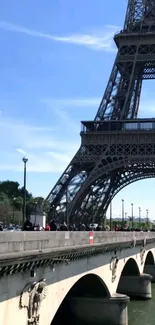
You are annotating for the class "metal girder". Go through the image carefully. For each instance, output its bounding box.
[47,0,155,225]
[47,156,155,225]
[47,133,155,224]
[95,0,155,121]
[96,167,155,222]
[67,155,155,224]
[124,0,155,32]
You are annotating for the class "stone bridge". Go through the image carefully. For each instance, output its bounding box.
[1,231,155,325]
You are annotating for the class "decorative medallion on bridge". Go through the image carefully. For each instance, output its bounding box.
[110,254,119,282]
[19,279,47,325]
[140,238,146,265]
[140,248,146,265]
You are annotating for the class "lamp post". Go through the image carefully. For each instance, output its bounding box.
[22,156,28,228]
[13,197,16,223]
[121,199,124,227]
[139,207,141,228]
[131,203,134,229]
[34,201,38,226]
[110,201,112,231]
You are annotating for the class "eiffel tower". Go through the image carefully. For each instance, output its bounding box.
[47,0,155,225]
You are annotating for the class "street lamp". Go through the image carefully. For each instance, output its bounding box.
[22,156,28,228]
[13,197,16,223]
[34,201,38,226]
[139,207,141,228]
[131,203,134,229]
[121,199,124,227]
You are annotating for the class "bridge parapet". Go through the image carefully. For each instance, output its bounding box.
[0,232,155,325]
[0,231,155,257]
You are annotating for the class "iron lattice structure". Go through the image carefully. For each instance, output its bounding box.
[47,0,155,224]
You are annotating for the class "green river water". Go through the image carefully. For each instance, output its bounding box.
[128,284,155,325]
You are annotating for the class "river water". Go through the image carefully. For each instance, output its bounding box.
[128,284,155,325]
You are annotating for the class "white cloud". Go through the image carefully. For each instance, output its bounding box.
[0,144,79,173]
[53,108,79,133]
[16,148,26,155]
[42,98,82,134]
[43,97,100,108]
[0,21,119,51]
[0,112,80,172]
[42,97,102,134]
[46,151,72,163]
[0,117,53,132]
[0,151,74,173]
[2,93,155,174]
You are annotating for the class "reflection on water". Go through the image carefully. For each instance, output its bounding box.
[128,284,155,325]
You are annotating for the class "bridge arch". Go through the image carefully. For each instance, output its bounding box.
[51,273,110,325]
[143,251,155,275]
[144,251,154,266]
[117,258,140,294]
[120,258,140,276]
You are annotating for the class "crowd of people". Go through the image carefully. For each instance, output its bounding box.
[0,218,154,232]
[23,219,95,231]
[23,218,155,232]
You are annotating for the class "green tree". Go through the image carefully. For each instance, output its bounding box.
[0,192,12,224]
[0,181,32,200]
[11,196,23,211]
[43,199,50,214]
[0,180,49,224]
[0,181,20,198]
[26,197,50,217]
[26,198,35,217]
[19,187,32,200]
[34,197,50,213]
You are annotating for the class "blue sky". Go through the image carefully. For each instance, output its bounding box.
[0,0,155,220]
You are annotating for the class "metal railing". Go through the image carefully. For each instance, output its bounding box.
[81,119,155,133]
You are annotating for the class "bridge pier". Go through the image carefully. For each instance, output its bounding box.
[117,273,152,299]
[60,294,129,325]
[144,265,155,282]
